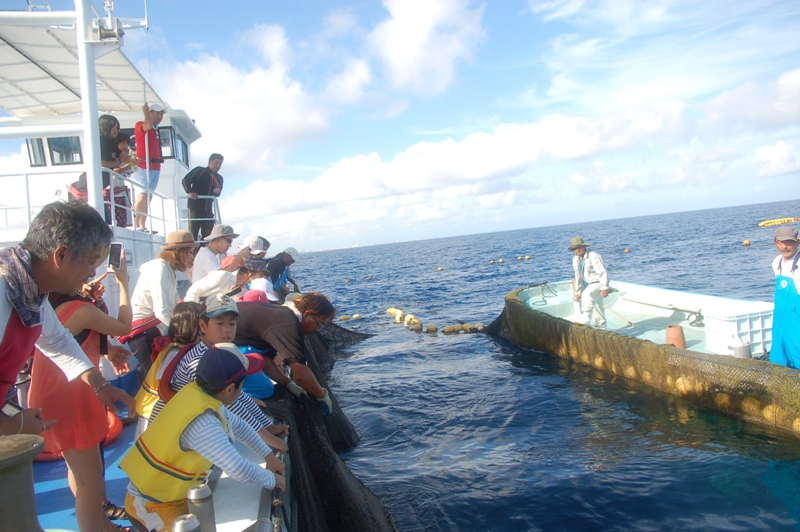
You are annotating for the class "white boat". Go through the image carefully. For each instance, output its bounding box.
[522,280,773,358]
[489,281,800,438]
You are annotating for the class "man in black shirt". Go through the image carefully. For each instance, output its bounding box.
[182,153,225,240]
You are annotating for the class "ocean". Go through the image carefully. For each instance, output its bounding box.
[297,199,800,531]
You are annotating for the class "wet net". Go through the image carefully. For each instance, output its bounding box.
[487,289,800,437]
[259,323,396,532]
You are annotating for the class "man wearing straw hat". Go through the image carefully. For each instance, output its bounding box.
[126,230,199,375]
[569,236,609,328]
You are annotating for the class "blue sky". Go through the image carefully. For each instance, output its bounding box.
[4,0,800,250]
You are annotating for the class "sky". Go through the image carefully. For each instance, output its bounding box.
[2,0,800,251]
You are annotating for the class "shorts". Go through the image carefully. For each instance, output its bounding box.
[131,168,161,191]
[125,492,189,532]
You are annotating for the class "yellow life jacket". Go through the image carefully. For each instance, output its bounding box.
[134,341,194,419]
[121,382,228,502]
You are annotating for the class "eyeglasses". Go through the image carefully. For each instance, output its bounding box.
[309,314,327,330]
[224,238,233,244]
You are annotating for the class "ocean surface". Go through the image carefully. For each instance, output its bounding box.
[297,199,800,531]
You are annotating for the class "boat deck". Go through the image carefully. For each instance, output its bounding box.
[520,281,773,358]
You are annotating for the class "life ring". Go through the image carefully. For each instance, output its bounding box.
[34,411,123,462]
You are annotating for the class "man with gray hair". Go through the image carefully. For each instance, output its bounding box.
[570,236,609,328]
[0,201,135,436]
[770,226,800,367]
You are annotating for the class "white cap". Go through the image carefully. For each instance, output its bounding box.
[284,247,299,261]
[240,235,270,255]
[149,103,166,113]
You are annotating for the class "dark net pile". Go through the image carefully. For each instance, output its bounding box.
[487,288,800,437]
[259,323,395,532]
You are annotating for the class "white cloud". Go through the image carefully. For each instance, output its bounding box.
[753,141,800,177]
[368,0,486,95]
[153,52,327,177]
[324,59,372,104]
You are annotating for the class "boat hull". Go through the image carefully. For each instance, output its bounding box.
[489,286,800,437]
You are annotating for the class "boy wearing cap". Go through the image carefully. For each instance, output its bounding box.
[192,224,251,283]
[121,343,286,532]
[185,257,268,303]
[770,226,800,367]
[570,236,609,328]
[133,103,166,232]
[182,153,225,241]
[149,294,289,456]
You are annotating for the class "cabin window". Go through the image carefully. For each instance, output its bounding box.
[174,135,189,167]
[158,127,174,159]
[26,138,47,167]
[48,137,83,165]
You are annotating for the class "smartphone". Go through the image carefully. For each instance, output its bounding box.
[107,242,123,271]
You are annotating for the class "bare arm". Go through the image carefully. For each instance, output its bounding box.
[290,363,324,399]
[141,103,154,132]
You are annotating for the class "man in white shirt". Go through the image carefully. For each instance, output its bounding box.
[185,257,268,303]
[570,236,609,328]
[770,226,800,367]
[192,224,250,282]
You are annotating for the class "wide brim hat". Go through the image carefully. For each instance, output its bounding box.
[204,224,239,242]
[568,236,591,250]
[162,230,199,250]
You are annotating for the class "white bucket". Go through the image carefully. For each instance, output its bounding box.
[730,342,751,359]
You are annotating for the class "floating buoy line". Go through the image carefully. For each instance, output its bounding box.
[758,217,800,227]
[386,307,484,334]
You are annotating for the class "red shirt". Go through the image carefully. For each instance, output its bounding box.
[135,122,162,171]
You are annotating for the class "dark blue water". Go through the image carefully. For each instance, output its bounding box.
[299,200,800,531]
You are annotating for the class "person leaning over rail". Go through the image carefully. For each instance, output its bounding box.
[770,226,800,368]
[570,236,609,329]
[185,256,268,303]
[0,201,135,436]
[120,344,285,532]
[233,293,335,414]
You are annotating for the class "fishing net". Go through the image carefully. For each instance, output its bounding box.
[259,324,396,532]
[487,288,800,437]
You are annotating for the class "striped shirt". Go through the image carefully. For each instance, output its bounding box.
[149,342,272,431]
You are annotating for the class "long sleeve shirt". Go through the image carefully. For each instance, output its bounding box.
[185,270,237,303]
[130,258,179,327]
[149,342,273,432]
[573,251,609,293]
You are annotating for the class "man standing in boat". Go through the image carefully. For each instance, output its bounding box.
[570,236,609,328]
[770,226,800,368]
[132,102,166,232]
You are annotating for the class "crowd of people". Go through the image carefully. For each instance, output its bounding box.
[0,201,337,532]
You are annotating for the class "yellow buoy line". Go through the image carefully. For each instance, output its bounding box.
[758,217,800,227]
[385,307,484,334]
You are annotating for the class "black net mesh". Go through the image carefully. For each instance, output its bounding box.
[487,289,800,436]
[259,324,395,532]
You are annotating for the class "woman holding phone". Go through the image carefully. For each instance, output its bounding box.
[28,248,134,531]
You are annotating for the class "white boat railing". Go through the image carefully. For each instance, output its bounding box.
[175,195,223,228]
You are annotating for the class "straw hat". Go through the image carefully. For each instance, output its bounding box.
[161,230,199,250]
[568,236,591,250]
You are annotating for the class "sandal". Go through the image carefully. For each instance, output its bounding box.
[104,500,128,521]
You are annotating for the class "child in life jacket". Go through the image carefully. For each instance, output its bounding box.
[121,344,286,532]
